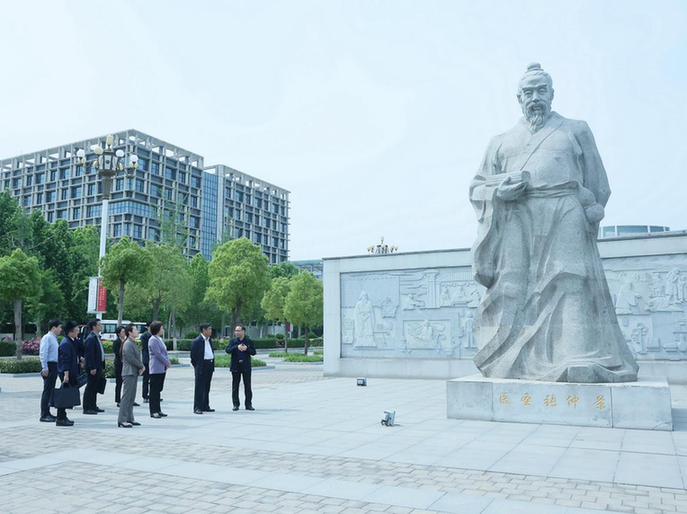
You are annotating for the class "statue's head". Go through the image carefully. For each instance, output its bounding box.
[517,63,554,132]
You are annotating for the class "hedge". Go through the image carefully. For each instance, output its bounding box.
[0,341,16,357]
[0,358,42,373]
[283,355,323,363]
[214,355,266,368]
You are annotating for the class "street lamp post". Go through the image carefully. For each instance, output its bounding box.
[76,136,138,315]
[367,236,398,255]
[76,135,138,264]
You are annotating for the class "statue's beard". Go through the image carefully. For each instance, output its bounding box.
[521,101,552,132]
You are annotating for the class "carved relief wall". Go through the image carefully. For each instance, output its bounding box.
[340,267,483,359]
[604,254,687,361]
[340,253,687,361]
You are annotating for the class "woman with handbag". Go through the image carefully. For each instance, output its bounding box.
[147,321,170,419]
[56,321,81,427]
[113,325,125,407]
[117,324,145,428]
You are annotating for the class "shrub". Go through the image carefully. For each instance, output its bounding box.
[104,359,115,379]
[170,357,180,365]
[163,338,222,351]
[314,349,323,355]
[283,355,323,363]
[0,341,16,357]
[103,340,114,354]
[21,338,41,355]
[214,355,266,368]
[307,331,317,339]
[0,358,42,373]
[184,330,199,339]
[268,351,288,358]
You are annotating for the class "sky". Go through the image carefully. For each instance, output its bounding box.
[1,0,685,260]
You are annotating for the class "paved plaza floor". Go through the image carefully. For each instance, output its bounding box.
[1,359,687,513]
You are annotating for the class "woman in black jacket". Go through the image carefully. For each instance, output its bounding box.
[112,326,126,406]
[57,321,81,427]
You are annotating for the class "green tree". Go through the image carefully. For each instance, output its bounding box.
[284,271,323,356]
[0,249,42,357]
[127,244,192,321]
[182,253,223,332]
[67,226,100,321]
[268,261,299,280]
[27,269,65,335]
[206,238,269,329]
[261,276,292,351]
[100,237,153,324]
[0,190,20,256]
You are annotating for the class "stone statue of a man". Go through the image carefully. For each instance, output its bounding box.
[469,63,638,383]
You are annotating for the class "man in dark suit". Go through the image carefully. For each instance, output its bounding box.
[140,321,152,403]
[225,325,257,411]
[83,318,105,414]
[57,321,81,427]
[191,323,215,415]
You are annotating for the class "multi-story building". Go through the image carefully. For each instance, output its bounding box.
[0,129,290,262]
[292,259,323,280]
[598,225,671,239]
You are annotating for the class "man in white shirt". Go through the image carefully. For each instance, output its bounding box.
[190,323,215,415]
[39,320,63,422]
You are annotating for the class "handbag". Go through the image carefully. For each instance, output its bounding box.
[97,375,107,394]
[54,385,81,409]
[76,372,88,389]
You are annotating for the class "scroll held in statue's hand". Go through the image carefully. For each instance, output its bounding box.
[485,170,530,187]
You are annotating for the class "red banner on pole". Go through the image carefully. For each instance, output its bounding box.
[97,277,107,312]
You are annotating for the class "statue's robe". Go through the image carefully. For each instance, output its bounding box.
[470,112,638,383]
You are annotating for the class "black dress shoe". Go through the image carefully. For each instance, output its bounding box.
[83,410,98,415]
[95,407,105,413]
[194,409,204,415]
[232,406,239,411]
[56,419,74,427]
[204,408,215,412]
[129,421,141,426]
[158,412,168,417]
[150,413,161,419]
[40,416,54,422]
[118,422,133,428]
[133,402,140,407]
[245,406,255,411]
[143,398,149,403]
[116,403,120,407]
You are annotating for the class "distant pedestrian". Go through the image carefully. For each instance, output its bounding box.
[225,325,256,411]
[118,323,145,428]
[56,321,80,427]
[83,318,105,415]
[39,320,62,422]
[147,321,170,419]
[112,325,125,406]
[140,322,152,403]
[191,323,215,415]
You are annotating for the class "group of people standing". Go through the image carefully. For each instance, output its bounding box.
[39,319,257,428]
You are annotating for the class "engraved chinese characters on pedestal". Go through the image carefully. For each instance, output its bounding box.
[605,256,687,360]
[470,63,638,383]
[340,268,484,358]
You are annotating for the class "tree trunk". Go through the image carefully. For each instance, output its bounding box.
[152,299,160,322]
[13,298,22,359]
[303,327,309,356]
[284,321,289,353]
[171,308,177,352]
[118,279,125,325]
[221,311,226,338]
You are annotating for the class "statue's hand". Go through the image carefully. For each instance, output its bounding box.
[584,203,605,224]
[496,176,527,201]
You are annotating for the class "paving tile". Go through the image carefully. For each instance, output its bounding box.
[426,492,493,513]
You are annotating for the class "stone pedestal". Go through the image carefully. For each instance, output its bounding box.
[447,375,673,431]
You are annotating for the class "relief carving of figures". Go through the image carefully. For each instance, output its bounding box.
[464,312,476,349]
[680,275,687,303]
[615,281,641,315]
[666,269,681,304]
[403,293,425,310]
[440,285,452,307]
[354,291,376,347]
[650,273,665,298]
[405,320,445,348]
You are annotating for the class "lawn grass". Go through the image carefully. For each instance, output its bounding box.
[214,355,266,367]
